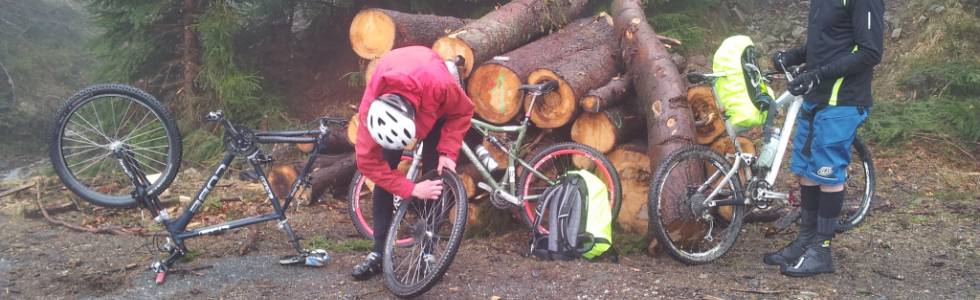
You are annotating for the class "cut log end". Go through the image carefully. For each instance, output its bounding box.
[689,85,726,145]
[350,9,396,59]
[467,63,524,124]
[526,70,578,129]
[571,112,617,153]
[580,96,600,113]
[432,37,475,78]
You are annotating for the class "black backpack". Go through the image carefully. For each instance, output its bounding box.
[529,173,617,262]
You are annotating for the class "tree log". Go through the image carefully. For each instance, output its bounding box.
[525,16,620,128]
[688,85,726,145]
[455,163,486,201]
[467,16,616,124]
[607,142,650,235]
[296,130,353,154]
[570,106,643,153]
[580,75,632,113]
[432,0,590,78]
[613,0,698,242]
[346,115,359,145]
[309,154,357,201]
[350,9,468,60]
[709,136,756,221]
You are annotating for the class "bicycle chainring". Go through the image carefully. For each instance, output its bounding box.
[224,127,258,155]
[489,190,515,209]
[747,179,773,209]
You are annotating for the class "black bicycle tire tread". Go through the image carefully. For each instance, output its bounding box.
[383,170,467,298]
[49,84,182,208]
[648,145,745,265]
[837,138,875,232]
[516,142,623,229]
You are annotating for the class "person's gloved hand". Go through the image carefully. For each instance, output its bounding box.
[771,50,794,72]
[788,71,822,96]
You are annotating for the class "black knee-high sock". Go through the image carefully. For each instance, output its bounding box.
[818,191,845,219]
[372,149,403,254]
[800,185,820,212]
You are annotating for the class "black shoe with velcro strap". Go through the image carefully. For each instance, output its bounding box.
[780,217,837,277]
[351,252,382,281]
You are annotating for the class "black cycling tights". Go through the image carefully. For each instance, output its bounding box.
[371,119,443,254]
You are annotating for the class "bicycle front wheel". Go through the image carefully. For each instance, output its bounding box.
[837,138,875,232]
[49,84,182,208]
[517,142,622,232]
[649,145,746,265]
[383,170,467,298]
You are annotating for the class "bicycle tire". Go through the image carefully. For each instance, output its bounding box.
[836,138,875,232]
[49,84,182,208]
[383,170,467,298]
[648,145,746,265]
[517,142,622,232]
[347,156,414,247]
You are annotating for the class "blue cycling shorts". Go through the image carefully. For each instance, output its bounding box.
[790,102,869,185]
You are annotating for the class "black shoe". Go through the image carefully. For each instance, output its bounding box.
[780,238,834,277]
[351,252,382,281]
[764,209,817,266]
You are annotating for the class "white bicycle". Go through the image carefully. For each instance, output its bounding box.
[648,66,875,264]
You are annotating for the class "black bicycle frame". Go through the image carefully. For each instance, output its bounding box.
[117,114,342,270]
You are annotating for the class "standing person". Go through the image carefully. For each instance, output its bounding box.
[350,46,474,281]
[764,0,884,277]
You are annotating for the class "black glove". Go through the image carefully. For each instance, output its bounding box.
[788,71,822,96]
[771,50,795,72]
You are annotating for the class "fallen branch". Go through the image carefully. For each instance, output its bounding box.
[657,34,682,47]
[0,181,35,199]
[23,201,77,219]
[34,180,163,236]
[732,288,786,295]
[0,58,15,102]
[913,133,976,161]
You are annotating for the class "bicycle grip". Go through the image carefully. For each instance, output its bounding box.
[205,110,224,122]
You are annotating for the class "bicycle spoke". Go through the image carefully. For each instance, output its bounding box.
[64,146,105,159]
[114,100,134,139]
[130,144,169,157]
[121,123,164,144]
[74,108,112,143]
[120,109,153,142]
[71,152,112,175]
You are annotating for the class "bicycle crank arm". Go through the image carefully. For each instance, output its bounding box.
[478,182,520,206]
[761,190,789,201]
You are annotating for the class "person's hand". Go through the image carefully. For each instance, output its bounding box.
[437,155,456,175]
[411,180,443,200]
[771,50,796,73]
[788,71,822,96]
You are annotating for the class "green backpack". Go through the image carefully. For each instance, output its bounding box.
[712,35,774,130]
[530,169,614,261]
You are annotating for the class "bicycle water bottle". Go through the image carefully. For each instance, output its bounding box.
[757,128,780,169]
[475,145,499,170]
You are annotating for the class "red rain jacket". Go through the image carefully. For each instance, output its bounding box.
[355,46,474,199]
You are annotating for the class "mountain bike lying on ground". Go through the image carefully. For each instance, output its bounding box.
[648,65,875,265]
[49,84,350,283]
[347,80,623,297]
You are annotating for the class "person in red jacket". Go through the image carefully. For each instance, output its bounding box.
[351,46,474,280]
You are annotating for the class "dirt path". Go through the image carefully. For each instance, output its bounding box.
[0,146,977,299]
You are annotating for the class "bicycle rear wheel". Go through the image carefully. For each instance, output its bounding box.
[517,142,622,232]
[383,170,467,298]
[49,84,181,208]
[837,138,875,232]
[649,145,746,265]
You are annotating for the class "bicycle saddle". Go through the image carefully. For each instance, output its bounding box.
[519,80,559,94]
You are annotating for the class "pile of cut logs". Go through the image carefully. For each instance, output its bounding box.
[273,0,731,240]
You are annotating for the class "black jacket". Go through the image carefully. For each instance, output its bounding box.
[784,0,885,107]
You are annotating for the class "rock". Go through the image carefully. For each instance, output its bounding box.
[179,195,192,204]
[928,5,945,13]
[792,26,807,38]
[916,15,928,23]
[891,28,903,39]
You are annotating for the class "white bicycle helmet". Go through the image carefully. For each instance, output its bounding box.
[366,94,416,150]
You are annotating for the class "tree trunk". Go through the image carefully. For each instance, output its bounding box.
[580,75,632,113]
[456,163,487,201]
[466,16,616,124]
[309,153,357,202]
[180,0,199,98]
[570,106,643,153]
[606,141,650,235]
[612,0,698,240]
[296,130,353,154]
[350,9,469,60]
[524,15,620,129]
[688,85,726,145]
[432,0,590,78]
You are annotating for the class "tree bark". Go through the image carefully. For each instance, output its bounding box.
[350,9,469,60]
[467,16,616,124]
[432,0,590,78]
[524,15,620,129]
[180,0,199,98]
[606,141,650,235]
[580,75,632,113]
[570,106,643,153]
[612,0,698,240]
[309,153,357,201]
[688,85,726,145]
[296,130,353,154]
